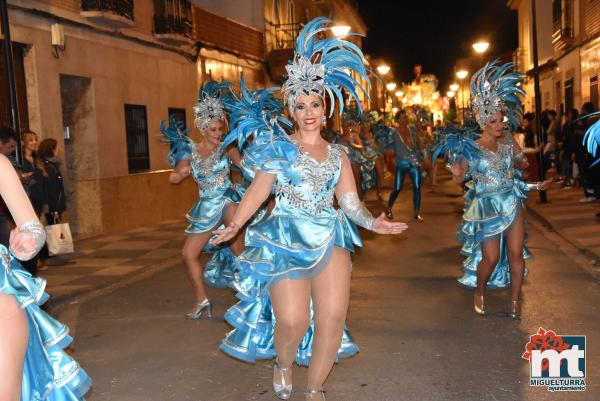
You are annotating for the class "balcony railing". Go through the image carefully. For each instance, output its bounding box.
[81,0,134,27]
[274,22,302,49]
[153,0,193,43]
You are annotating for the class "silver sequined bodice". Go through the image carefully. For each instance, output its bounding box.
[468,134,516,195]
[273,143,343,217]
[190,144,232,195]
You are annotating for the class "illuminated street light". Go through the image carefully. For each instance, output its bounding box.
[447,91,455,97]
[377,64,391,76]
[392,107,399,114]
[395,90,404,98]
[456,70,468,79]
[450,83,459,92]
[456,70,469,126]
[386,82,397,91]
[331,25,351,37]
[472,41,490,54]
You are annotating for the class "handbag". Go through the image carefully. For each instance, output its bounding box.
[45,222,74,256]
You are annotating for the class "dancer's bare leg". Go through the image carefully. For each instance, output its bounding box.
[181,232,212,302]
[475,239,500,309]
[0,293,27,401]
[307,246,351,397]
[506,211,526,302]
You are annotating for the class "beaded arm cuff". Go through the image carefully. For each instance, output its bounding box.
[338,192,375,230]
[9,220,46,261]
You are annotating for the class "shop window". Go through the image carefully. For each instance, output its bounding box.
[124,104,150,173]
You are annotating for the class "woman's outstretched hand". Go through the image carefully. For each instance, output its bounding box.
[9,226,42,261]
[372,213,408,235]
[537,178,554,191]
[210,222,240,245]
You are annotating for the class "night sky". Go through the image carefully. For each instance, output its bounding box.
[355,0,518,91]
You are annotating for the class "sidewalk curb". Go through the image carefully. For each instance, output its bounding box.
[526,206,600,280]
[46,256,182,314]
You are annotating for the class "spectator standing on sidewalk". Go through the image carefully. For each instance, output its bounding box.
[19,130,47,275]
[560,109,579,189]
[545,109,561,175]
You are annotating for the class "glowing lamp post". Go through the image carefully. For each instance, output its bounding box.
[456,70,469,126]
[331,25,351,37]
[472,41,490,54]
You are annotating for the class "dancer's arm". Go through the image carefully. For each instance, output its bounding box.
[0,155,45,260]
[335,152,407,234]
[210,170,276,244]
[227,147,242,168]
[169,159,191,184]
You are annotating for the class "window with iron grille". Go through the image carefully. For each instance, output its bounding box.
[124,104,150,173]
[153,0,192,38]
[81,0,134,21]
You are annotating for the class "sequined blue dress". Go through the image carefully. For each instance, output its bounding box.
[0,245,91,400]
[220,135,361,365]
[165,129,243,288]
[357,134,382,191]
[457,133,532,288]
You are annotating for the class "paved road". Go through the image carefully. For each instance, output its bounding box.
[57,173,599,401]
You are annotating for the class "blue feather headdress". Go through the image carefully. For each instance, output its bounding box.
[223,77,292,150]
[193,80,232,130]
[282,17,369,117]
[470,60,525,131]
[160,115,192,168]
[342,106,365,126]
[432,125,480,164]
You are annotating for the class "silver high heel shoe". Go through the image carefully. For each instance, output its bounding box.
[305,389,326,401]
[273,359,292,400]
[185,298,212,320]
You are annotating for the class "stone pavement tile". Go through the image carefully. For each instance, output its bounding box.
[115,258,156,267]
[92,265,142,276]
[43,274,81,286]
[125,226,160,234]
[69,258,132,268]
[576,237,600,247]
[550,211,597,220]
[99,240,169,251]
[49,284,93,295]
[85,249,141,259]
[138,248,180,260]
[564,225,600,235]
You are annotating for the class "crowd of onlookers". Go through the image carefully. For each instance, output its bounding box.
[0,125,67,275]
[514,102,600,206]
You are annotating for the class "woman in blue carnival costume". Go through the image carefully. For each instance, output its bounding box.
[334,108,367,198]
[442,61,552,318]
[211,18,408,401]
[0,154,91,401]
[162,80,244,319]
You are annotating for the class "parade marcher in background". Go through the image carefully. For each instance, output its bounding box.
[162,80,245,319]
[361,110,386,199]
[0,153,91,401]
[383,109,424,221]
[335,109,366,198]
[211,18,408,401]
[443,61,552,318]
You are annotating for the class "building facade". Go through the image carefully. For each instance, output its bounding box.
[509,0,600,115]
[2,0,266,238]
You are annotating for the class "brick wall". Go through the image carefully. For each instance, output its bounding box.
[193,6,264,60]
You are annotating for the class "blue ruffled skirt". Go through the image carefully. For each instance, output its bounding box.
[457,185,532,289]
[185,186,243,235]
[204,246,237,289]
[220,210,362,365]
[0,246,91,401]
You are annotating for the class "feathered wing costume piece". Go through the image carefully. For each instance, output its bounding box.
[431,125,480,164]
[193,80,232,130]
[282,17,369,117]
[470,60,525,131]
[583,113,600,166]
[160,116,192,168]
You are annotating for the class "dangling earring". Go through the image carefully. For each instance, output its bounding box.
[322,116,327,126]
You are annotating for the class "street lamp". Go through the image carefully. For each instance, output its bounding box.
[386,82,397,91]
[377,65,391,75]
[331,25,351,37]
[456,70,468,126]
[472,41,490,54]
[447,91,455,97]
[395,90,404,98]
[450,83,459,92]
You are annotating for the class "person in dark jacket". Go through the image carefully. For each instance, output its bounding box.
[37,139,66,224]
[560,109,579,188]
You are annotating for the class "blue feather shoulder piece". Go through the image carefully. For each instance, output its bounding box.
[432,125,480,163]
[160,115,192,168]
[583,112,600,166]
